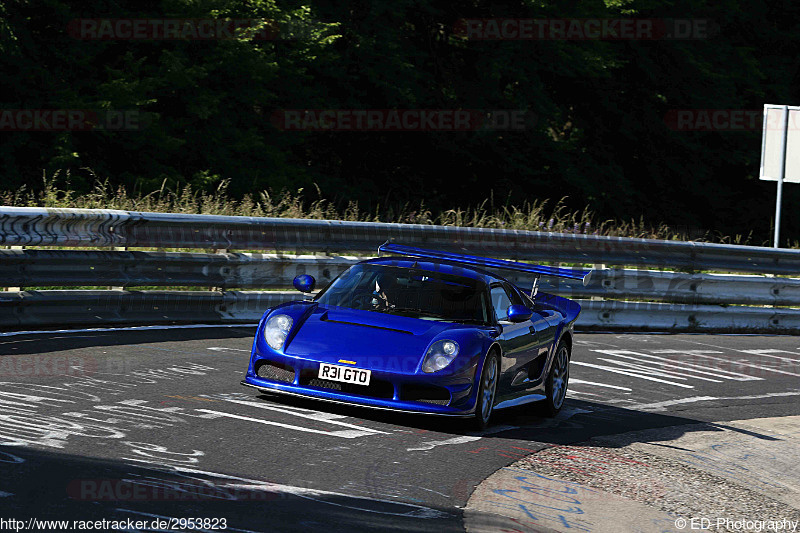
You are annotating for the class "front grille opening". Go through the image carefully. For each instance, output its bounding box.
[255,360,296,383]
[307,378,343,391]
[401,384,451,406]
[300,372,394,399]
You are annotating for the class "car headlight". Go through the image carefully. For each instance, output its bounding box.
[422,340,459,373]
[264,314,293,351]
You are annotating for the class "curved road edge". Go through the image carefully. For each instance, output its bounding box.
[464,415,800,533]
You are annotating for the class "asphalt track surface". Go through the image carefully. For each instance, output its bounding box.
[0,326,799,532]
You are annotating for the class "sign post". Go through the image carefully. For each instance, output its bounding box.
[760,104,800,248]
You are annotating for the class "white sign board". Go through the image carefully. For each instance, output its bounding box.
[760,105,800,183]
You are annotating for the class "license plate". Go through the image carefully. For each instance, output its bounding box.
[318,363,371,386]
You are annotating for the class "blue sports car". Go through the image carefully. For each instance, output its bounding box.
[241,243,591,429]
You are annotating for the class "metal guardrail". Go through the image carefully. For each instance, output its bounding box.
[3,206,800,273]
[4,250,800,306]
[578,300,800,331]
[4,291,800,332]
[0,250,352,289]
[0,290,294,328]
[1,207,800,332]
[563,269,800,306]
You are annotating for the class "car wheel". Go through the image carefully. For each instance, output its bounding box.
[474,350,499,431]
[540,340,570,417]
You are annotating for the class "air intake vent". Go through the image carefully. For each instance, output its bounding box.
[401,384,451,406]
[416,398,450,405]
[308,378,343,391]
[256,361,295,383]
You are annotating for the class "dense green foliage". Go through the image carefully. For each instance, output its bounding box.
[1,0,799,244]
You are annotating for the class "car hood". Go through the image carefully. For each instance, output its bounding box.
[283,306,457,370]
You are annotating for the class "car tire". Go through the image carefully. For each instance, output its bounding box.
[540,340,570,417]
[473,350,499,431]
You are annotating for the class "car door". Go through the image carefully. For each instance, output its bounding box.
[518,289,560,382]
[490,283,540,394]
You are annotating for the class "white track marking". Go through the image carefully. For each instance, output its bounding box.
[211,397,388,434]
[405,423,523,451]
[738,349,800,362]
[574,339,624,348]
[593,349,758,381]
[207,347,250,352]
[629,391,800,411]
[715,391,800,401]
[591,351,698,381]
[639,350,763,381]
[195,410,381,439]
[0,324,257,338]
[628,396,718,410]
[566,390,602,397]
[0,335,97,346]
[592,359,690,382]
[596,356,722,383]
[677,338,784,353]
[569,379,632,391]
[407,435,483,452]
[675,340,800,376]
[572,361,695,388]
[677,339,800,368]
[206,393,364,421]
[666,351,800,377]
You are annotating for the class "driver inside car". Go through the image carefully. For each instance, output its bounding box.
[372,273,397,309]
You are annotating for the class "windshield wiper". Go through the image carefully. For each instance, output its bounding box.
[448,318,488,324]
[385,306,425,315]
[388,308,486,324]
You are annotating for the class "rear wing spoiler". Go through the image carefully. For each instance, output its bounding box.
[378,243,593,286]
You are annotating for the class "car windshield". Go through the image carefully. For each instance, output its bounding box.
[315,264,490,324]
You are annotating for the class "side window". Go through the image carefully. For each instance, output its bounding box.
[490,285,513,321]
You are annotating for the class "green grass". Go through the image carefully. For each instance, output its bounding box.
[0,170,772,245]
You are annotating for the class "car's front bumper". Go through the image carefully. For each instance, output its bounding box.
[242,351,480,416]
[240,379,474,417]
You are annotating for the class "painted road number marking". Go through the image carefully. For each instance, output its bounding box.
[319,363,371,386]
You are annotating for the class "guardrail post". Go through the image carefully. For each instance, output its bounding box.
[110,246,128,290]
[7,245,23,291]
[591,263,606,301]
[212,248,229,292]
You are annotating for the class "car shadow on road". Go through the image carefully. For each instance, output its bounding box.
[257,393,696,434]
[0,444,466,533]
[251,391,756,448]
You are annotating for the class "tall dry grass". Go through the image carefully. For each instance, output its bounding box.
[0,170,762,244]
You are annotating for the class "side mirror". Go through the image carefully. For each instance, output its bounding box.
[293,274,316,293]
[507,304,533,323]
